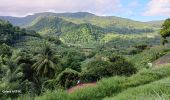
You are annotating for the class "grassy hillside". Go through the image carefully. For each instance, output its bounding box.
[105,77,170,100]
[146,20,164,28]
[34,65,170,100]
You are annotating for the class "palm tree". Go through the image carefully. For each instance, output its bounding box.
[32,42,60,78]
[1,58,23,83]
[0,49,19,82]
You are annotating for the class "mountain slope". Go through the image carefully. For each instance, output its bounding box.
[0,12,157,33]
[0,12,94,26]
[0,12,161,45]
[0,19,42,49]
[145,20,164,28]
[27,16,105,44]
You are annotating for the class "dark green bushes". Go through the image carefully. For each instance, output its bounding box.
[60,49,86,72]
[82,59,111,82]
[82,54,137,82]
[56,68,80,89]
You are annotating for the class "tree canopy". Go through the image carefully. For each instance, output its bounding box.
[160,18,170,45]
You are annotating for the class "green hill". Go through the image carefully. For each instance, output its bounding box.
[0,19,45,51]
[23,13,158,45]
[0,19,39,44]
[0,12,156,34]
[146,20,164,28]
[26,16,106,44]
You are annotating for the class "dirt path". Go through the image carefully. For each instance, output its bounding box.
[152,54,170,68]
[67,83,96,93]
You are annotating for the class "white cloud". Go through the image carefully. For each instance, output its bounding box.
[143,0,170,16]
[0,0,122,16]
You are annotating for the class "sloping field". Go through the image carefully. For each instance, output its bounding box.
[104,77,170,100]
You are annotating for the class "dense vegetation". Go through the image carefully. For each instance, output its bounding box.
[0,12,158,45]
[0,12,170,100]
[160,18,170,45]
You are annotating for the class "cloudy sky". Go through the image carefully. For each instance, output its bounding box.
[0,0,170,21]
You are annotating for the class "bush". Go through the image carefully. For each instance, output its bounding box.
[109,54,137,76]
[82,54,137,82]
[0,43,12,57]
[56,68,80,89]
[127,47,142,55]
[60,49,85,72]
[82,59,111,82]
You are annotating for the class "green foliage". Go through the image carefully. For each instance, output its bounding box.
[82,54,136,82]
[0,43,12,58]
[0,13,168,99]
[60,23,105,44]
[98,33,160,55]
[36,66,170,100]
[82,59,111,82]
[32,42,61,78]
[36,89,69,100]
[25,14,157,45]
[0,19,39,45]
[105,77,170,100]
[129,46,170,69]
[109,54,137,76]
[44,35,62,45]
[160,18,170,45]
[0,49,39,99]
[27,16,106,44]
[56,68,80,89]
[60,48,85,72]
[160,18,170,38]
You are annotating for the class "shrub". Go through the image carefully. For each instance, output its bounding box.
[83,54,137,82]
[109,54,137,76]
[127,47,142,55]
[56,68,80,89]
[60,49,85,72]
[0,43,12,57]
[82,59,111,82]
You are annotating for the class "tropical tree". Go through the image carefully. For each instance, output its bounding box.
[160,18,170,45]
[32,42,61,78]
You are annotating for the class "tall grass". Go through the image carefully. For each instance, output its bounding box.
[35,65,170,100]
[104,77,170,100]
[128,46,170,69]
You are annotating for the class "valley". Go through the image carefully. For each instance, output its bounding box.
[1,12,170,100]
